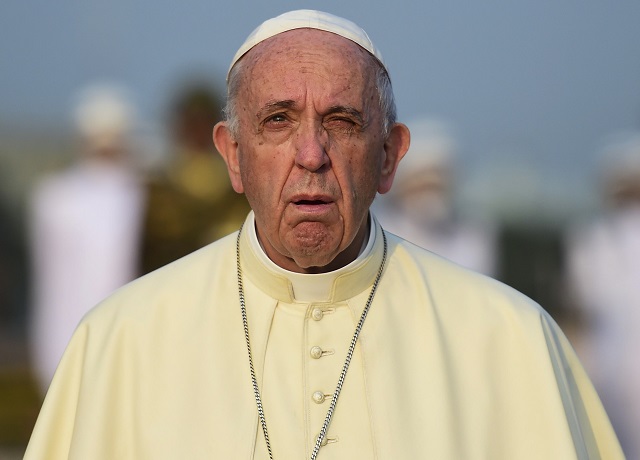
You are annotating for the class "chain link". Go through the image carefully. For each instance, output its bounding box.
[236,225,388,460]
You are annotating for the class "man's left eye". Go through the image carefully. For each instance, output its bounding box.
[326,118,357,131]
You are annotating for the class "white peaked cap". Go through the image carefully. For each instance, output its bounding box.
[228,9,386,79]
[600,133,640,179]
[73,83,135,144]
[402,118,457,170]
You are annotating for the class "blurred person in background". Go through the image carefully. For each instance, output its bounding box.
[140,82,250,274]
[374,118,497,276]
[565,133,640,459]
[28,84,145,395]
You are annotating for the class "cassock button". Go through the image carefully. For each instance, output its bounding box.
[316,434,338,446]
[310,346,323,359]
[311,308,324,321]
[312,391,326,404]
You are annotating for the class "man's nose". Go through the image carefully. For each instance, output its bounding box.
[294,124,330,172]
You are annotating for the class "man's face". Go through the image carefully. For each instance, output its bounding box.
[216,29,406,273]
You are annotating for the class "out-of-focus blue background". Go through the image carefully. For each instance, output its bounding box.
[1,1,639,456]
[2,1,640,215]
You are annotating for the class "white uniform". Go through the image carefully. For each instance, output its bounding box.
[566,205,640,459]
[29,160,144,393]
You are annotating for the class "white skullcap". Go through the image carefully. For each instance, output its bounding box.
[228,9,386,79]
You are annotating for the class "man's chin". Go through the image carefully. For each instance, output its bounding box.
[288,245,339,271]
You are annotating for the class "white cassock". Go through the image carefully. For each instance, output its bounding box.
[28,160,144,394]
[25,212,621,459]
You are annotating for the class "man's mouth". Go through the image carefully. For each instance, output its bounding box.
[294,199,329,205]
[290,195,334,214]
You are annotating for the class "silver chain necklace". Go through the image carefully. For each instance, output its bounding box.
[235,225,387,460]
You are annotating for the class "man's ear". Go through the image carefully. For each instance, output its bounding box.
[213,122,244,193]
[378,122,410,194]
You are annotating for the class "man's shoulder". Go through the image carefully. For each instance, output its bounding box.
[83,232,239,325]
[386,232,544,317]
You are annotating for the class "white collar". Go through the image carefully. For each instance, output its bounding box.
[240,211,384,303]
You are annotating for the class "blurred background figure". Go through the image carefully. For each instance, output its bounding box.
[564,133,640,459]
[139,81,250,274]
[374,118,498,276]
[28,83,145,395]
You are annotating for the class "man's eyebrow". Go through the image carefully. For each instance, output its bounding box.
[255,101,367,125]
[255,100,296,120]
[326,106,365,125]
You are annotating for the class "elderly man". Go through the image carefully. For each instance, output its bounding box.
[25,10,621,460]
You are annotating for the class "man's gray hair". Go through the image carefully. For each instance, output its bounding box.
[223,55,397,139]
